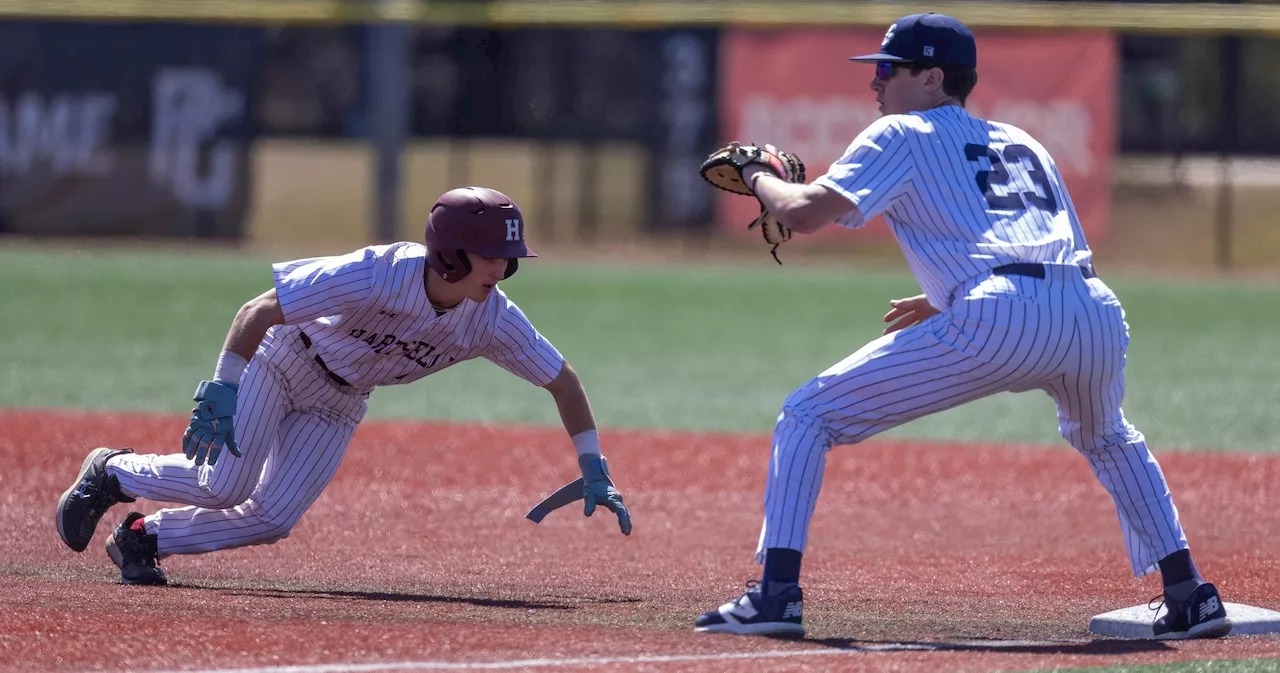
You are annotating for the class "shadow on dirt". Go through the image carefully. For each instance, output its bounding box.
[178,584,643,611]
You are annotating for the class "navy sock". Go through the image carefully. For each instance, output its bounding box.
[1158,549,1203,588]
[762,548,803,586]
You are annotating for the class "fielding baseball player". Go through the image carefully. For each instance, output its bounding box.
[695,13,1229,640]
[55,186,632,585]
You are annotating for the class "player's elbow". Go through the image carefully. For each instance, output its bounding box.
[543,360,579,396]
[242,289,285,327]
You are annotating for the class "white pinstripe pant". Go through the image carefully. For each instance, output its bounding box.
[110,328,368,558]
[757,265,1187,577]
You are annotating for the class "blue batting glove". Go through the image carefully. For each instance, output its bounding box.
[579,454,632,535]
[182,380,241,467]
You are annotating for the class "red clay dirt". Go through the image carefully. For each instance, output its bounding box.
[2,408,1278,672]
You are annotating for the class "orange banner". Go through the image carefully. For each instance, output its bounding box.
[718,29,1116,244]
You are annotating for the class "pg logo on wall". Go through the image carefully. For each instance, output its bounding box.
[149,67,246,209]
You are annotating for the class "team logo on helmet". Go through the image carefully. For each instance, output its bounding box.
[881,23,897,48]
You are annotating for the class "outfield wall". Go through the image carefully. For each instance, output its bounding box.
[3,5,1280,271]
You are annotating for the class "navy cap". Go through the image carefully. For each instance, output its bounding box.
[850,13,977,67]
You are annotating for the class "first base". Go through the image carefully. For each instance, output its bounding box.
[1089,602,1280,639]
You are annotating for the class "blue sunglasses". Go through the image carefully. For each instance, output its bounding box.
[876,61,908,80]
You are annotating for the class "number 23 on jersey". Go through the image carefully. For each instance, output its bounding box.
[964,143,1059,215]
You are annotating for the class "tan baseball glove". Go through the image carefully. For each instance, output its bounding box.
[700,142,805,264]
[700,142,806,196]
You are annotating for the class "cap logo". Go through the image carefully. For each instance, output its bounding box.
[922,45,935,57]
[506,218,522,241]
[881,23,896,48]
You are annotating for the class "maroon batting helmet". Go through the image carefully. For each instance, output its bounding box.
[425,186,536,282]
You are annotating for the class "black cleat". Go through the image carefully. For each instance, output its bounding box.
[56,448,135,552]
[105,512,168,586]
[1153,582,1232,640]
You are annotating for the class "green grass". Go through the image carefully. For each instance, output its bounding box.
[1041,658,1280,672]
[2,244,1278,451]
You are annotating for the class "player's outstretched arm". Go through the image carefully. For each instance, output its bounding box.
[542,362,632,535]
[745,166,859,234]
[183,288,285,467]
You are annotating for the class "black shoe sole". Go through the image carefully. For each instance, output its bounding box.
[1156,617,1233,640]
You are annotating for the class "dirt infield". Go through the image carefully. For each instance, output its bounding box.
[4,409,1279,672]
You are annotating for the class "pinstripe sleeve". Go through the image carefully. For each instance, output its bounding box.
[272,247,377,325]
[814,115,915,229]
[483,296,565,387]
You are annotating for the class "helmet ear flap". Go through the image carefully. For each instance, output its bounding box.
[503,259,518,279]
[436,250,454,273]
[432,249,473,282]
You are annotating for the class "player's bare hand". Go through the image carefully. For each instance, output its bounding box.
[882,294,940,334]
[579,454,632,535]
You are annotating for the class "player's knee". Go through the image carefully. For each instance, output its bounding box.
[258,528,293,545]
[776,403,820,428]
[252,505,301,542]
[774,404,836,451]
[1059,417,1144,454]
[781,383,821,413]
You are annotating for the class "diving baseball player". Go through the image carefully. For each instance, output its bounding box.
[695,13,1229,640]
[55,186,631,585]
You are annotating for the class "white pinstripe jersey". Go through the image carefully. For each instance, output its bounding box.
[270,241,564,390]
[813,105,1094,310]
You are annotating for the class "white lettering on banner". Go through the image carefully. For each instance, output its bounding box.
[741,95,881,169]
[972,99,1095,173]
[0,93,117,176]
[150,67,245,208]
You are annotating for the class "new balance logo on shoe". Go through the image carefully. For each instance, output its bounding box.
[1200,597,1222,620]
[781,601,803,619]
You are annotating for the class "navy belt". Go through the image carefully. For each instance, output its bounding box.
[298,332,353,387]
[992,263,1096,280]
